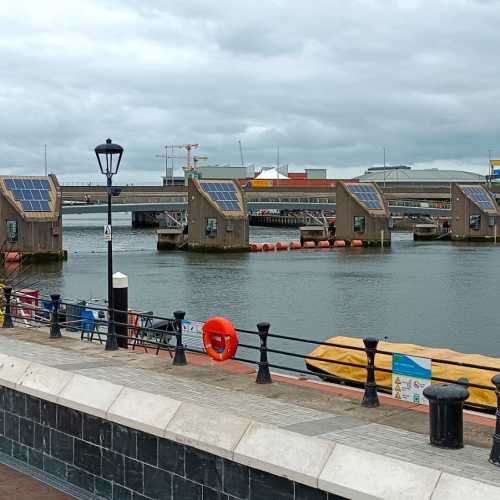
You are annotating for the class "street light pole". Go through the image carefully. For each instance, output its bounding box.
[95,138,124,351]
[106,173,115,350]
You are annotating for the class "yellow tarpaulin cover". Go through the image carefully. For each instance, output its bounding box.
[306,336,500,408]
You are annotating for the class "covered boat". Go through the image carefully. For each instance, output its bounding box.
[305,336,500,409]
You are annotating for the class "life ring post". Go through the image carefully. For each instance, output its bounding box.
[256,322,272,384]
[173,310,187,366]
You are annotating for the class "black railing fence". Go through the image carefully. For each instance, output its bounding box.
[2,287,500,413]
[4,287,500,464]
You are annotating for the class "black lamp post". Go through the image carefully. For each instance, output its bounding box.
[95,138,123,351]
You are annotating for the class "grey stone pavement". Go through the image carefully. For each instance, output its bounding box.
[0,333,499,488]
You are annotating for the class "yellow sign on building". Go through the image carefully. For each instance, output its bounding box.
[490,159,500,167]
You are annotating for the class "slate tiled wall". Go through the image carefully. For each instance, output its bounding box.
[0,386,347,500]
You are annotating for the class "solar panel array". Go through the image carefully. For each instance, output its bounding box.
[462,186,495,211]
[4,178,51,212]
[200,182,241,211]
[346,184,383,210]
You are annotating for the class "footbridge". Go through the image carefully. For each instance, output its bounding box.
[62,200,451,217]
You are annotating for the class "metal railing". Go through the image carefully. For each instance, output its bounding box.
[2,286,500,464]
[1,288,498,406]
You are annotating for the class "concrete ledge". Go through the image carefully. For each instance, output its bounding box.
[16,363,73,403]
[58,374,123,418]
[318,443,441,500]
[234,422,335,488]
[107,387,181,437]
[0,352,498,500]
[432,473,500,499]
[164,403,251,459]
[0,355,30,389]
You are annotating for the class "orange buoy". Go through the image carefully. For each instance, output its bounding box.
[202,316,239,362]
[351,239,363,247]
[289,241,302,250]
[303,241,316,248]
[250,243,263,252]
[276,241,289,250]
[263,243,275,251]
[5,252,21,263]
[333,240,346,248]
[317,240,330,248]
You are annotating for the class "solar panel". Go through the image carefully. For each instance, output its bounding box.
[346,184,383,210]
[4,178,52,212]
[463,187,495,211]
[200,182,241,212]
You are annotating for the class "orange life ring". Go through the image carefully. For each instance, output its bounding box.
[263,243,275,251]
[202,316,239,362]
[276,241,288,250]
[303,241,316,248]
[351,239,363,247]
[317,240,330,248]
[333,240,346,248]
[289,241,301,249]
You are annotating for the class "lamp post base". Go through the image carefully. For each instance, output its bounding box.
[105,323,119,351]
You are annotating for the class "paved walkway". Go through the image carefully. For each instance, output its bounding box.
[0,463,72,499]
[0,329,499,489]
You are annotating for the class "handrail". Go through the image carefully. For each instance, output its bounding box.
[3,288,500,410]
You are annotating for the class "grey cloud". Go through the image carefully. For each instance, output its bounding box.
[0,0,499,183]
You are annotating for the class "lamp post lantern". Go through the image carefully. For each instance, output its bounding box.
[95,138,123,351]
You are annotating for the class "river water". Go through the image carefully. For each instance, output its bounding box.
[22,213,500,362]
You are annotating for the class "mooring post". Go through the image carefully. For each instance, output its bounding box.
[256,322,272,384]
[489,374,500,466]
[2,287,13,328]
[49,294,62,338]
[172,310,187,366]
[362,337,380,407]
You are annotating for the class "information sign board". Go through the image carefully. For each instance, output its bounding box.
[103,225,112,241]
[181,319,205,352]
[392,353,431,405]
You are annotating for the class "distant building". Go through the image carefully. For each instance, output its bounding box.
[450,184,499,241]
[357,166,485,186]
[0,175,64,260]
[187,179,248,251]
[335,181,391,245]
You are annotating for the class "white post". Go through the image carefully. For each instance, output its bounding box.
[381,229,384,248]
[495,223,497,244]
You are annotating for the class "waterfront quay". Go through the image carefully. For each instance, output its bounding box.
[0,326,497,499]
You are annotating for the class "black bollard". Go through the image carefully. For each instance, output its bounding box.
[172,310,187,366]
[362,337,380,407]
[423,383,469,449]
[49,294,62,338]
[489,374,500,466]
[256,322,272,384]
[112,272,129,349]
[2,287,13,328]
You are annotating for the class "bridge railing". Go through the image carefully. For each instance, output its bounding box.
[2,288,498,414]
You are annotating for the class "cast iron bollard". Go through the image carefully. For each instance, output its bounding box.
[423,382,469,449]
[49,294,62,338]
[362,337,379,407]
[2,287,13,328]
[172,310,187,366]
[256,322,272,384]
[489,374,500,466]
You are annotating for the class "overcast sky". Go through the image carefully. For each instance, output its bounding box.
[1,0,499,183]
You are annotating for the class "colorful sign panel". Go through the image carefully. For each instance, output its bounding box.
[392,353,432,405]
[181,319,205,352]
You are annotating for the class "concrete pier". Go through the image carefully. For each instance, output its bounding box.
[0,327,497,499]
